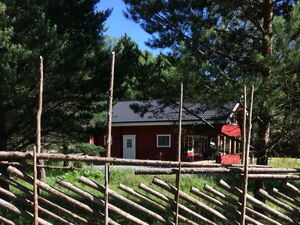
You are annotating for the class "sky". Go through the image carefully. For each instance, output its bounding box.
[96,0,162,55]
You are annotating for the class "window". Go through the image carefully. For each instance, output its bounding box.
[126,139,132,148]
[156,134,171,148]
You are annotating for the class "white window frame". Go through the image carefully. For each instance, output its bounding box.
[156,134,171,148]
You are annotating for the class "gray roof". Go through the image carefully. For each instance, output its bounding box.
[112,100,238,124]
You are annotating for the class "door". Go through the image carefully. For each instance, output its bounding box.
[123,135,136,159]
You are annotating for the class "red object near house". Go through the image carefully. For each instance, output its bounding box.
[89,136,94,144]
[93,100,241,161]
[217,154,241,164]
[221,124,241,137]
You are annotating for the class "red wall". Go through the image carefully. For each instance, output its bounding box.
[96,124,221,161]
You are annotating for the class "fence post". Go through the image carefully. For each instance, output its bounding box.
[240,85,254,225]
[105,51,115,225]
[175,83,183,225]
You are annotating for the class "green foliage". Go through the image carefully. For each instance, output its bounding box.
[68,142,105,156]
[0,0,112,151]
[123,0,300,159]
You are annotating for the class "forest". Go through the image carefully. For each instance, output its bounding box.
[0,0,299,167]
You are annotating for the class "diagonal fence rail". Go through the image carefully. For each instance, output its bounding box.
[0,160,299,225]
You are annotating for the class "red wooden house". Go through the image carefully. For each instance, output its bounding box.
[91,100,242,162]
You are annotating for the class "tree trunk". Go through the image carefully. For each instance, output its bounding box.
[254,0,273,202]
[255,115,270,201]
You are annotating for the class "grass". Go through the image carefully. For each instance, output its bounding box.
[1,157,299,224]
[269,157,300,168]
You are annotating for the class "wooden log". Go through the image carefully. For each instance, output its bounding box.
[0,215,20,225]
[136,167,300,175]
[119,184,198,225]
[105,51,115,225]
[0,161,82,170]
[0,186,74,225]
[120,184,167,212]
[0,151,222,167]
[249,174,300,179]
[273,188,300,208]
[174,82,183,225]
[0,198,52,225]
[37,56,46,180]
[218,179,296,224]
[6,166,119,225]
[242,86,247,165]
[0,175,92,225]
[33,146,39,225]
[152,177,239,225]
[0,161,22,166]
[79,176,170,224]
[191,187,263,225]
[258,189,300,214]
[203,184,282,225]
[56,178,148,225]
[285,182,300,197]
[104,163,110,225]
[139,183,217,225]
[240,85,254,225]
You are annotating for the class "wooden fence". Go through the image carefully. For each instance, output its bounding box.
[0,154,299,225]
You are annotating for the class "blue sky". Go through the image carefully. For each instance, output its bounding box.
[96,0,162,55]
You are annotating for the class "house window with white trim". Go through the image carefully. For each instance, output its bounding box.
[156,134,171,148]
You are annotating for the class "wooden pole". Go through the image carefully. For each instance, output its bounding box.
[191,186,263,225]
[56,178,147,225]
[242,86,247,164]
[0,151,224,166]
[34,56,44,225]
[273,188,300,208]
[138,183,217,225]
[106,51,115,157]
[258,189,299,214]
[285,182,300,196]
[219,179,295,224]
[136,166,300,174]
[203,183,282,225]
[105,51,115,225]
[6,166,119,225]
[249,174,300,179]
[240,85,254,225]
[33,145,38,225]
[79,176,169,224]
[0,186,74,225]
[119,184,198,225]
[174,83,183,225]
[0,198,52,225]
[0,175,93,225]
[153,177,239,225]
[0,215,19,225]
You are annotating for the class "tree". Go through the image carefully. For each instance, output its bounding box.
[0,0,111,154]
[123,0,300,165]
